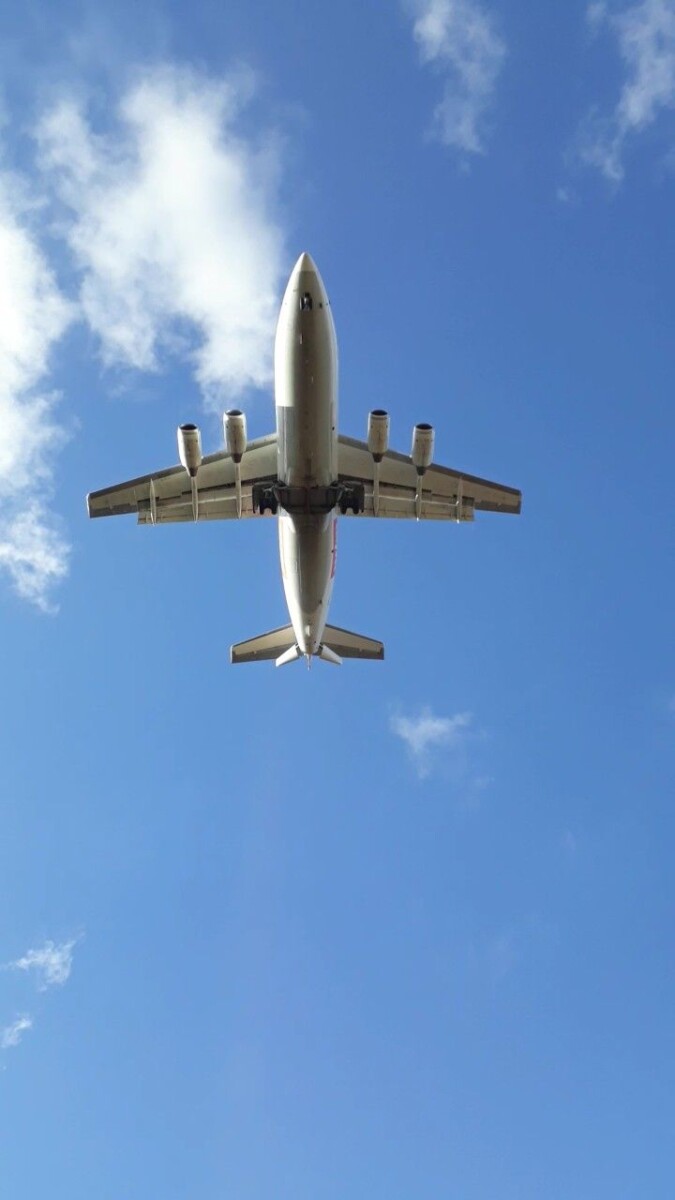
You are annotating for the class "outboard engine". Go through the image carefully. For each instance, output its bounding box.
[177,424,202,477]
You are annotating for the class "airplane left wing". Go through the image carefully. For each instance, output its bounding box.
[87,434,278,524]
[337,436,521,521]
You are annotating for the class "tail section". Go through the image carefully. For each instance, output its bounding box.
[231,622,384,665]
[321,624,384,661]
[230,625,296,664]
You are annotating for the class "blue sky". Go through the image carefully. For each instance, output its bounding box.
[1,1,674,1196]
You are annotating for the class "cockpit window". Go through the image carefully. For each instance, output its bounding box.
[300,292,313,311]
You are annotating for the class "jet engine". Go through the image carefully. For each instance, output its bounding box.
[224,409,247,462]
[177,423,202,477]
[411,423,434,474]
[367,409,389,461]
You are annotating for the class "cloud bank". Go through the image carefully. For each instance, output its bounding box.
[36,64,286,405]
[0,62,288,613]
[408,0,506,154]
[579,0,675,181]
[0,175,73,610]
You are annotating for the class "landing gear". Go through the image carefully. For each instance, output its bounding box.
[252,484,279,515]
[338,484,364,515]
[252,482,364,516]
[259,494,279,516]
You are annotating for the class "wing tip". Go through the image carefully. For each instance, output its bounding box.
[86,492,109,518]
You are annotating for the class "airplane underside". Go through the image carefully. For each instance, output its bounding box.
[87,251,521,667]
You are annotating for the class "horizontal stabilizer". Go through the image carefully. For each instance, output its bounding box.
[318,644,342,666]
[321,624,384,660]
[231,625,296,664]
[275,644,301,668]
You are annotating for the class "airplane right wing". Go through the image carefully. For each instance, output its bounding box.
[88,434,278,524]
[337,436,521,521]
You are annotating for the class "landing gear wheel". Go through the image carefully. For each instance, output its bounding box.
[258,493,279,516]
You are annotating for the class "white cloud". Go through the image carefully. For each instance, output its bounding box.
[578,0,675,181]
[1,1014,33,1050]
[390,706,472,778]
[0,175,73,610]
[36,64,286,406]
[9,938,78,990]
[408,0,506,154]
[0,503,70,610]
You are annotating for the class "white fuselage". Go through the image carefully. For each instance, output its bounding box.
[274,253,338,656]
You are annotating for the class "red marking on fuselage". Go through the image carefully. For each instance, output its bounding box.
[330,517,337,578]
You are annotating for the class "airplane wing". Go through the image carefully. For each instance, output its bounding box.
[337,436,521,521]
[87,435,278,524]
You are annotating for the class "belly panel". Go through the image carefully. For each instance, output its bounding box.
[278,513,335,654]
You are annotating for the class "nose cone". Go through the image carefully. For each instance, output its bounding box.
[294,251,317,275]
[281,250,328,310]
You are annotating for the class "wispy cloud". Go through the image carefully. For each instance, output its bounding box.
[469,917,551,986]
[484,930,519,981]
[0,172,73,610]
[587,1,609,33]
[36,64,286,406]
[8,937,78,990]
[561,829,578,855]
[1,1014,33,1050]
[407,0,506,155]
[556,184,577,204]
[577,0,675,182]
[390,706,472,778]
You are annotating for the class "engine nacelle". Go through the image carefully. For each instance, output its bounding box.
[411,423,434,473]
[177,423,202,477]
[224,409,247,462]
[367,409,389,461]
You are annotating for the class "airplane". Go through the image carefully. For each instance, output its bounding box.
[88,252,521,666]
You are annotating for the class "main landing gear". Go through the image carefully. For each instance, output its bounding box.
[252,482,365,516]
[338,486,364,515]
[253,486,279,515]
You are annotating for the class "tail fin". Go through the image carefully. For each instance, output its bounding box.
[230,624,297,664]
[321,624,384,660]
